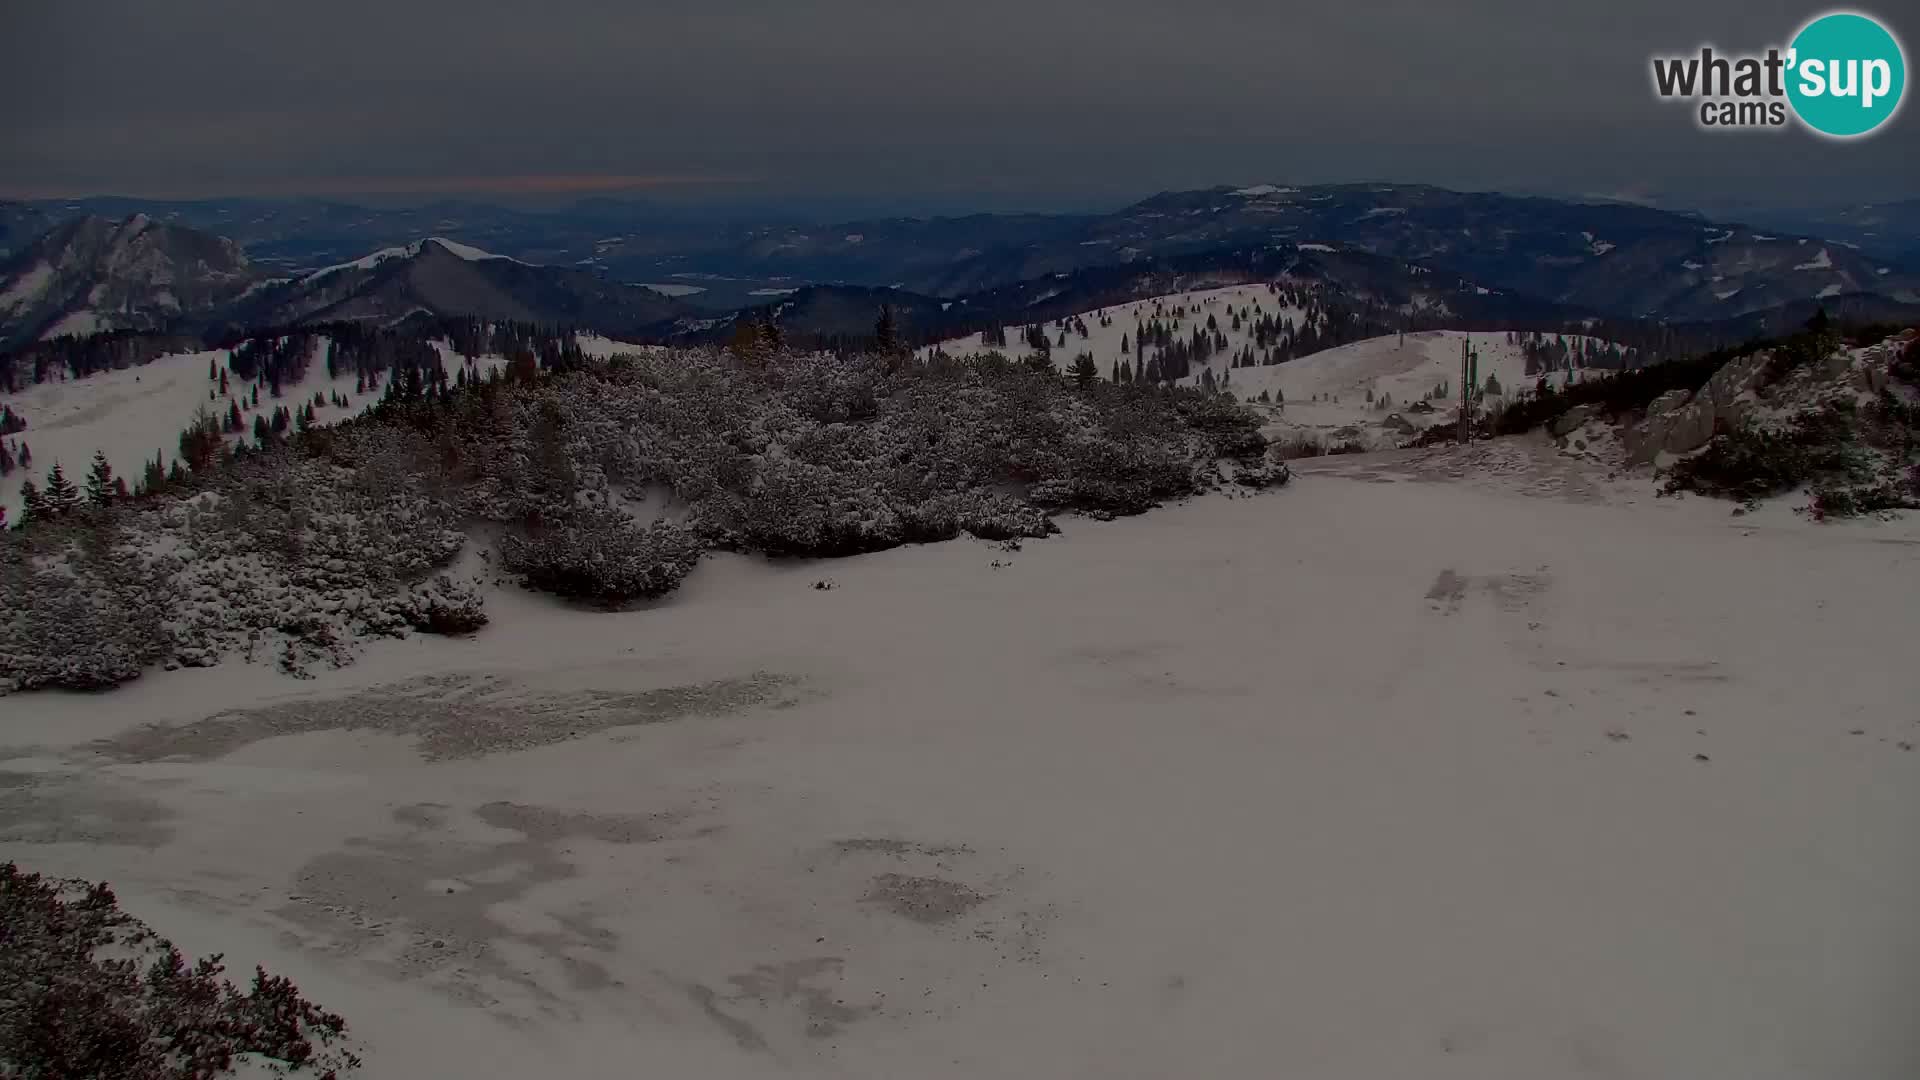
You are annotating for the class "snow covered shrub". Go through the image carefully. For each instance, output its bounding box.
[0,527,171,690]
[1664,390,1919,518]
[4,342,1276,689]
[1663,405,1865,503]
[398,576,489,635]
[498,509,703,607]
[1892,337,1920,386]
[1233,457,1292,488]
[1170,388,1268,457]
[898,490,1058,542]
[1760,326,1842,389]
[0,862,361,1078]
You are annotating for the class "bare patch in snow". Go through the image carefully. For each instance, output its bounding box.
[87,671,801,763]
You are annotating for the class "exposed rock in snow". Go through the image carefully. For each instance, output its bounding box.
[1622,350,1773,464]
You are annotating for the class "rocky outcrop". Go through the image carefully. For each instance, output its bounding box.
[1622,350,1773,464]
[1619,336,1912,465]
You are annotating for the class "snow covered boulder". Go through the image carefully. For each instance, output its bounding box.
[1703,351,1770,414]
[1664,401,1718,456]
[1549,404,1599,438]
[1627,388,1715,463]
[1647,389,1692,417]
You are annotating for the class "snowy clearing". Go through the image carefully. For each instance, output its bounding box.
[3,445,1914,1078]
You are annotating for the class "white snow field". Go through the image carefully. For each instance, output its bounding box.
[4,441,1916,1079]
[1,333,649,518]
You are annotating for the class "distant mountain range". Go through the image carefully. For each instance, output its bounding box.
[686,184,1919,320]
[0,215,261,344]
[220,237,690,339]
[0,224,692,347]
[0,203,55,261]
[1732,198,1920,265]
[3,183,1918,351]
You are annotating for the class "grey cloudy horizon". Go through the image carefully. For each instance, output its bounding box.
[2,0,1915,214]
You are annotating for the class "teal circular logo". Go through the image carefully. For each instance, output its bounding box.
[1787,12,1906,137]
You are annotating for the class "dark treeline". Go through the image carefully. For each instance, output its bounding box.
[0,331,204,391]
[0,317,593,400]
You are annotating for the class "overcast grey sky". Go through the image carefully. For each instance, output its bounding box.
[2,0,1913,212]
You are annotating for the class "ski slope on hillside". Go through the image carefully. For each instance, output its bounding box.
[1211,329,1605,406]
[921,283,1618,453]
[920,284,1312,377]
[1221,330,1612,451]
[1,332,654,518]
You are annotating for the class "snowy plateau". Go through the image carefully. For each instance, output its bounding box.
[2,291,1917,1080]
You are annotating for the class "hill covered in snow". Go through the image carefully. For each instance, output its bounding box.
[0,328,650,520]
[921,284,1624,453]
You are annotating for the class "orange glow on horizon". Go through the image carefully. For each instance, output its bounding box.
[4,173,759,201]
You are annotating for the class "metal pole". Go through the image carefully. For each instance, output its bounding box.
[1460,339,1469,445]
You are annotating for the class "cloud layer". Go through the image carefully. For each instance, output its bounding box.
[2,0,1912,210]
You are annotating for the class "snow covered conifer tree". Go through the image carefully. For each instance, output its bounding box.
[85,451,117,508]
[18,479,46,525]
[43,463,80,516]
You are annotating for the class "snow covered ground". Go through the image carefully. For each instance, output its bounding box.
[3,446,1915,1078]
[2,333,654,518]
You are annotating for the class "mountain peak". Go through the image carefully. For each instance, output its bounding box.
[303,236,521,281]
